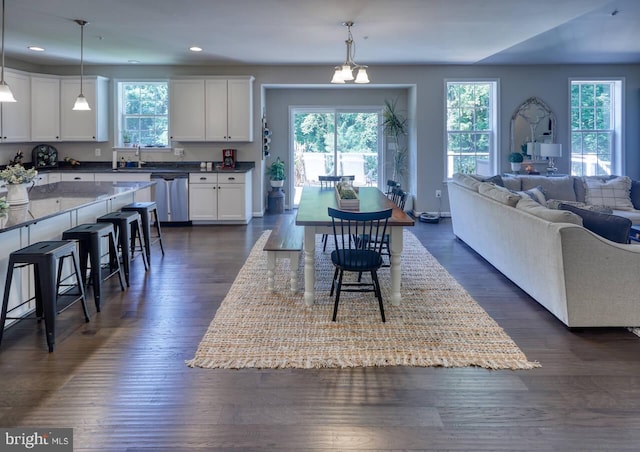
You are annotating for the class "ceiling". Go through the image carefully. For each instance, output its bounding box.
[4,0,639,67]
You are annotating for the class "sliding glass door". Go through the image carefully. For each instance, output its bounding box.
[291,107,382,206]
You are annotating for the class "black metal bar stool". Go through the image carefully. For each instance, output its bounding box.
[121,202,165,263]
[62,223,126,311]
[97,211,148,286]
[1,241,89,352]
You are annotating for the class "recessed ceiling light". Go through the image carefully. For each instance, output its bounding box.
[28,46,45,52]
[189,46,203,52]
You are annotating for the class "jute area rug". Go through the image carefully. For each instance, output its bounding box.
[186,230,540,370]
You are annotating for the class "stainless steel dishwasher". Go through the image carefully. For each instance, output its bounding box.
[151,173,190,225]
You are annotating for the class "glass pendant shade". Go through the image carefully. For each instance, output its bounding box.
[354,67,369,84]
[73,93,90,111]
[340,64,354,81]
[0,80,16,102]
[331,67,345,84]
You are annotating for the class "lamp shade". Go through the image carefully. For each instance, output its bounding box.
[539,143,562,158]
[73,94,91,111]
[0,81,16,102]
[526,142,540,156]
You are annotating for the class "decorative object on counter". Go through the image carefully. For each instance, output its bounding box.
[8,150,23,165]
[268,157,286,188]
[64,156,81,167]
[508,152,524,172]
[0,162,37,207]
[222,149,236,169]
[0,0,16,102]
[335,180,360,210]
[32,144,58,169]
[539,143,562,173]
[72,19,91,111]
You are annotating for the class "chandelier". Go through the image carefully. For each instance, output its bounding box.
[330,21,370,84]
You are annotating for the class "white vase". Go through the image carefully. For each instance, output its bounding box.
[5,183,30,206]
[510,162,521,172]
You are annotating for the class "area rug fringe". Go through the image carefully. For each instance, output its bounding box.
[186,229,540,370]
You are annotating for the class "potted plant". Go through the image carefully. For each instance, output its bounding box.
[382,98,408,184]
[509,152,524,171]
[268,157,286,188]
[122,132,132,147]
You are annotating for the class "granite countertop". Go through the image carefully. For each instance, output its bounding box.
[36,161,255,174]
[0,181,153,233]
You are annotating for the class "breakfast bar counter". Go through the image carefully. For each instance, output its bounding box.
[1,180,153,324]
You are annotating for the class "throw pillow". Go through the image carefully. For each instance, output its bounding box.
[631,180,640,210]
[516,197,582,225]
[546,199,613,214]
[558,203,632,244]
[521,175,576,202]
[583,176,634,211]
[478,183,521,207]
[512,185,546,205]
[481,175,504,187]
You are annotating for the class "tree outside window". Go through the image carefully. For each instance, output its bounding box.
[446,81,497,178]
[117,81,169,148]
[570,80,621,176]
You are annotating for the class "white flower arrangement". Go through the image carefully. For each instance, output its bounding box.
[0,164,38,185]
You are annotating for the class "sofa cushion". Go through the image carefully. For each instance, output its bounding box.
[516,197,582,225]
[583,176,634,211]
[546,199,613,214]
[559,203,632,244]
[521,175,576,202]
[501,175,521,191]
[478,183,521,207]
[452,173,482,191]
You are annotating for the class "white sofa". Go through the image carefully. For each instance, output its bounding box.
[448,173,640,328]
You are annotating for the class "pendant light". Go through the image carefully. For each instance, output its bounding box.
[330,21,370,84]
[0,0,16,102]
[72,19,90,111]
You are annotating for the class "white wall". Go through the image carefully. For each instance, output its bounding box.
[2,62,639,215]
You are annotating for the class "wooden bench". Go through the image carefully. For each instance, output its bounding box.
[263,215,304,292]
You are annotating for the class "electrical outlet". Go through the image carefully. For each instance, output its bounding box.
[95,148,101,157]
[174,147,184,156]
[435,190,442,198]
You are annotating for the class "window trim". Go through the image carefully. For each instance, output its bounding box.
[443,78,500,179]
[568,77,624,176]
[113,78,171,151]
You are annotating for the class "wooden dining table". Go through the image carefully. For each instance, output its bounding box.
[295,186,415,306]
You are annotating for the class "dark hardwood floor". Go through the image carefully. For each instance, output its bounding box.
[2,213,640,451]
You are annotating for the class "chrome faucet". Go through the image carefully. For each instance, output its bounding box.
[135,145,145,168]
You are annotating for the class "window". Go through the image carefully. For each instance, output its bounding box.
[116,81,169,148]
[570,80,623,176]
[445,80,498,178]
[291,107,382,206]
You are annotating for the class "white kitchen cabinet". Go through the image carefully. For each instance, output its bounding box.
[31,76,61,142]
[60,172,95,182]
[1,70,31,142]
[169,79,206,141]
[60,76,109,141]
[189,170,252,223]
[170,77,253,142]
[94,172,151,202]
[205,78,253,142]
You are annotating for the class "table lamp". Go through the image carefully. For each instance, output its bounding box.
[539,143,562,173]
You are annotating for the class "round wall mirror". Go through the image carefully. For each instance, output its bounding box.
[510,97,556,153]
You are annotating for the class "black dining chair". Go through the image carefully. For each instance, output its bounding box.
[319,175,355,251]
[327,207,392,322]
